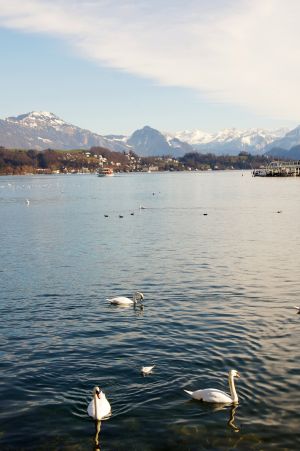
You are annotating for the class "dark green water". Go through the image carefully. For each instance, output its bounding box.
[0,171,299,450]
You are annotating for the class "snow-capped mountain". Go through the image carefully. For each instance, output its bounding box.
[0,111,295,157]
[127,126,193,157]
[172,129,214,145]
[264,125,300,153]
[0,111,130,152]
[173,128,288,155]
[7,111,66,128]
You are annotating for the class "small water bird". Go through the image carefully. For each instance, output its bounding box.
[141,365,155,375]
[87,387,111,420]
[25,199,30,206]
[119,215,124,218]
[184,369,240,404]
[203,213,208,216]
[130,212,134,216]
[108,291,144,306]
[104,214,109,218]
[293,306,300,314]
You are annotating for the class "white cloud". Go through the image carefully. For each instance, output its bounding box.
[0,0,300,121]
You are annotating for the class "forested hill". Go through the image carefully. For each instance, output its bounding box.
[179,152,270,170]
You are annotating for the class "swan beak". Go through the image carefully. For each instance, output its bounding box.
[236,372,240,378]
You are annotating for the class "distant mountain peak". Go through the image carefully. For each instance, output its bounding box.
[6,111,67,129]
[127,125,193,157]
[0,111,130,151]
[8,110,60,120]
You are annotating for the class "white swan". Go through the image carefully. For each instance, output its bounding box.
[184,369,240,404]
[87,387,111,420]
[108,291,144,306]
[141,365,155,375]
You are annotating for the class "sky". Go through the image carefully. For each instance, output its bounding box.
[0,0,299,135]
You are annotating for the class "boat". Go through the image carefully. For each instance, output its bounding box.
[252,168,266,177]
[97,168,114,177]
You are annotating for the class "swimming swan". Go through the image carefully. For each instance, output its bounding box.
[108,292,144,306]
[184,369,240,404]
[141,365,155,375]
[87,387,111,420]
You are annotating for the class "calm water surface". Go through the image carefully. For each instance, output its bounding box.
[0,171,299,450]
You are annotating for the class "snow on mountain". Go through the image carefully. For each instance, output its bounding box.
[173,127,288,155]
[7,111,66,128]
[0,111,130,152]
[173,129,213,145]
[264,125,300,154]
[0,111,293,157]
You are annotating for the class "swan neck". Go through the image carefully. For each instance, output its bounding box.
[228,374,238,403]
[94,393,98,420]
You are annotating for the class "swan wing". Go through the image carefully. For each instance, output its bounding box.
[201,388,232,403]
[109,296,133,305]
[184,389,204,401]
[184,388,232,403]
[98,393,111,419]
[87,399,95,418]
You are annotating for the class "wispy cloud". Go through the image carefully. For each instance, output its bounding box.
[0,0,299,120]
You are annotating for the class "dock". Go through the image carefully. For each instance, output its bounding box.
[253,161,300,177]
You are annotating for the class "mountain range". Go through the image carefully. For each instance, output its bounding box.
[0,112,129,153]
[1,111,300,158]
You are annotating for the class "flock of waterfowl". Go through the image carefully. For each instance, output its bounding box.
[104,212,135,218]
[87,369,240,422]
[87,292,299,429]
[102,204,149,219]
[87,291,242,430]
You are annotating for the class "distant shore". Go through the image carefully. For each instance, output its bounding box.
[0,146,271,175]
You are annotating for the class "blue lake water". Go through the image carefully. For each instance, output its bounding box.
[0,171,300,450]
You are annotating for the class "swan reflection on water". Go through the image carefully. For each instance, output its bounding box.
[227,405,239,432]
[93,416,113,450]
[204,403,240,432]
[185,401,240,433]
[94,420,101,450]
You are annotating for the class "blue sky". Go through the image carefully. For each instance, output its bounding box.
[0,0,299,135]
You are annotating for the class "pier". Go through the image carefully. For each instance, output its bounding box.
[253,161,300,177]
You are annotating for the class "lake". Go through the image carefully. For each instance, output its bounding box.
[0,171,300,450]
